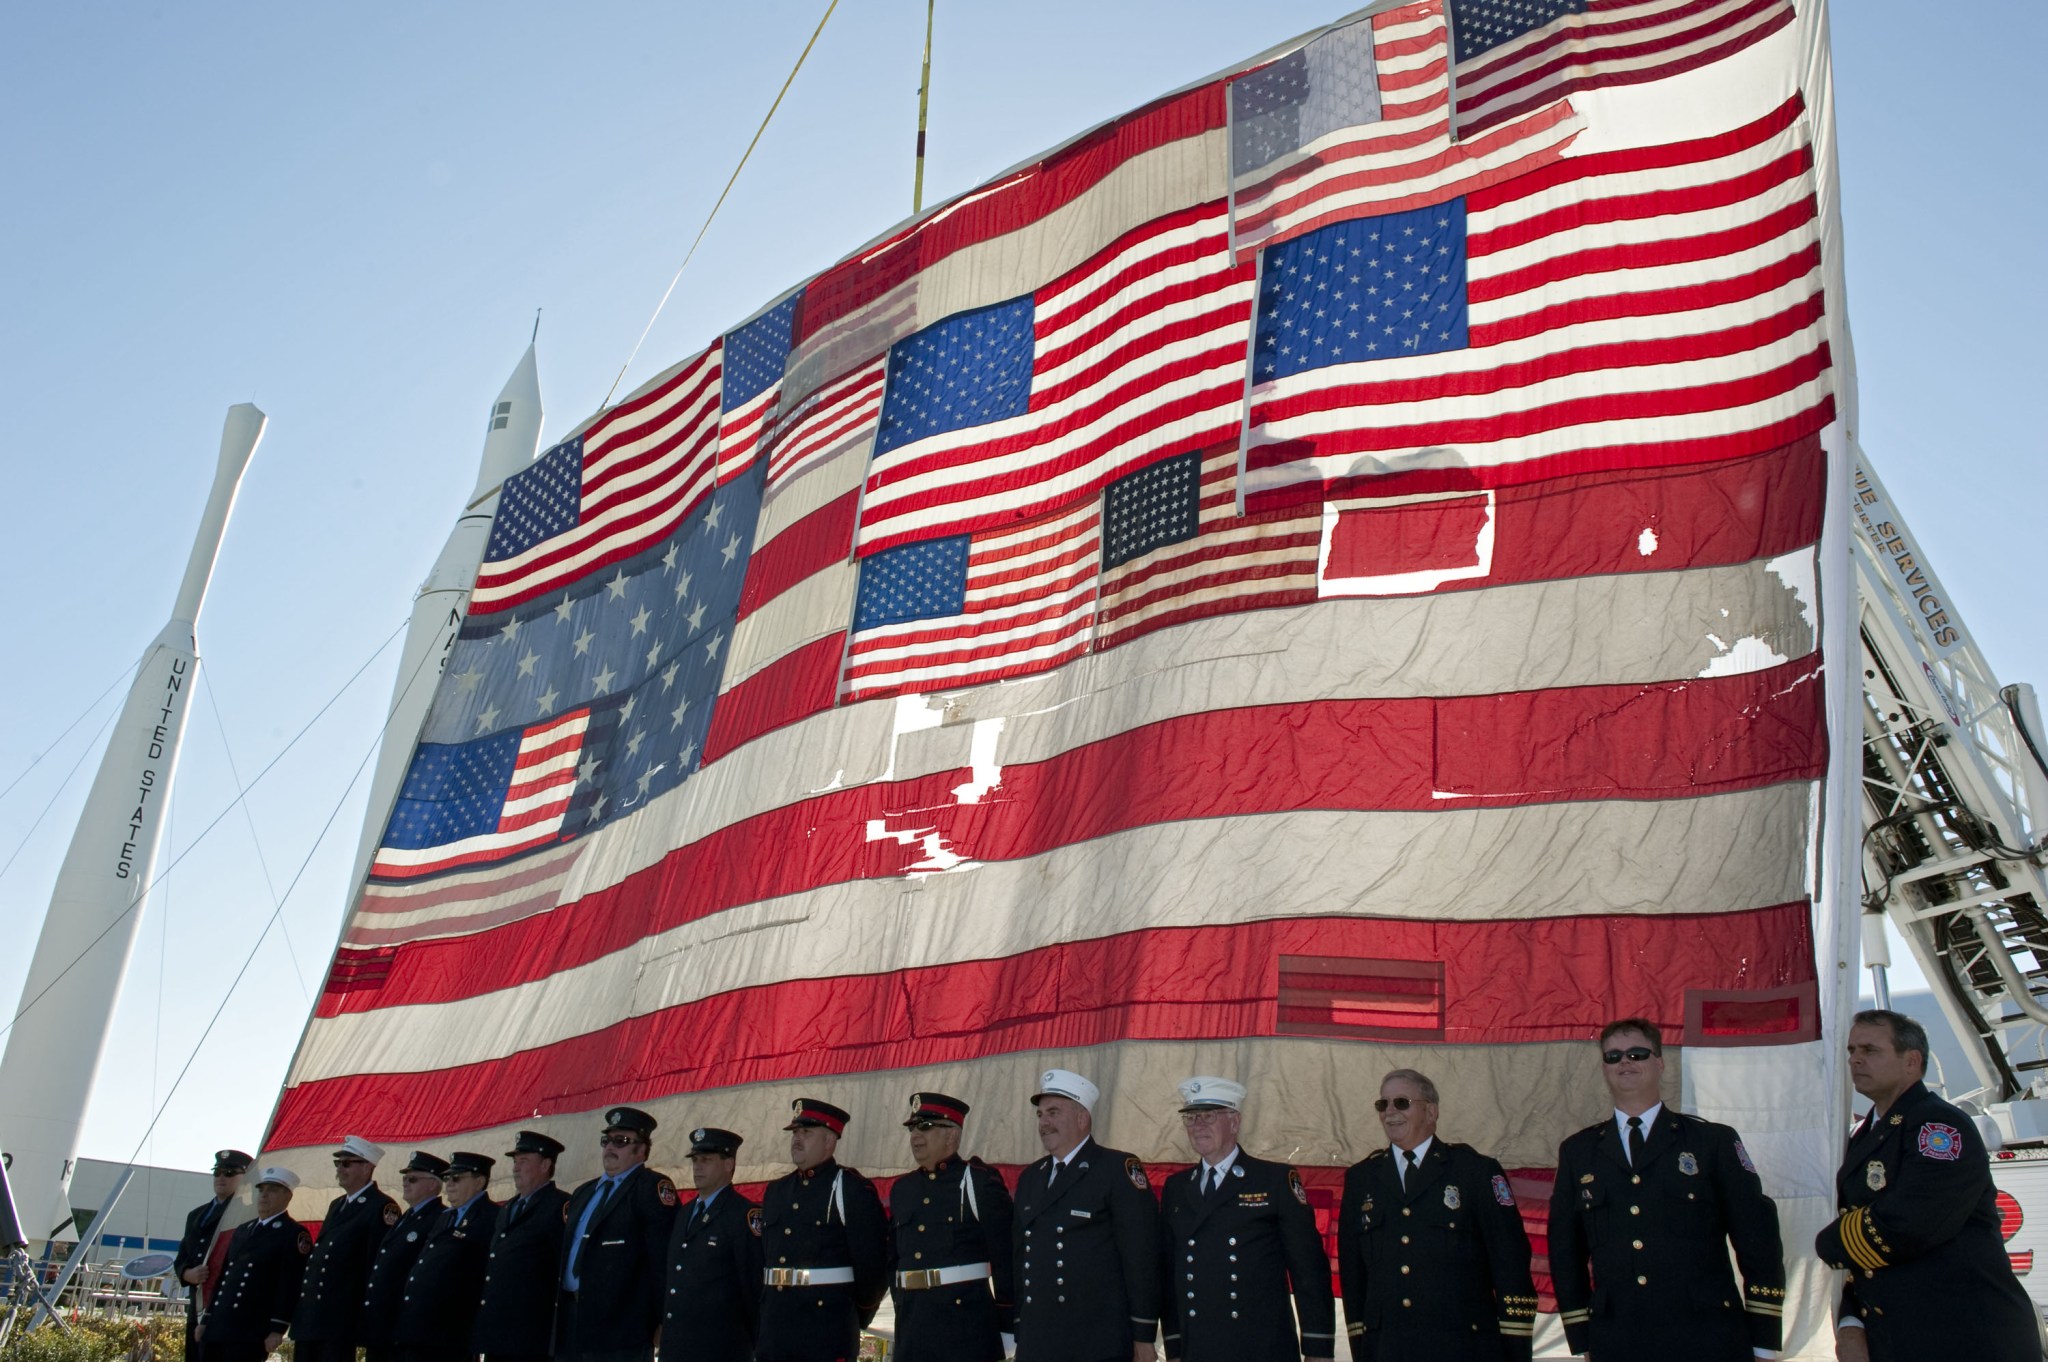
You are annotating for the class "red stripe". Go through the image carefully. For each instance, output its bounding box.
[1247,394,1833,508]
[701,631,847,765]
[793,84,1225,346]
[271,900,1815,1146]
[736,490,857,621]
[326,657,1823,1016]
[370,824,561,882]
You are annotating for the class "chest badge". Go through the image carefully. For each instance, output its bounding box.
[406,1230,419,1243]
[1443,1184,1461,1210]
[1579,1172,1595,1185]
[1866,1160,1887,1191]
[1678,1152,1699,1176]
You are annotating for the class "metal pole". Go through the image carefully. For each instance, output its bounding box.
[30,1166,133,1329]
[913,0,935,213]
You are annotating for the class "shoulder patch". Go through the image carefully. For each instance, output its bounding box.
[1288,1168,1308,1205]
[1125,1156,1148,1192]
[747,1207,764,1237]
[382,1203,401,1226]
[1492,1174,1515,1206]
[296,1229,313,1256]
[655,1176,679,1208]
[1734,1140,1756,1174]
[1917,1122,1963,1162]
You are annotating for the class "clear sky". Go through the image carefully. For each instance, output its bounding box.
[1,2,2040,1177]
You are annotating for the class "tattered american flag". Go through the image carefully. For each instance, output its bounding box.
[271,3,1851,1349]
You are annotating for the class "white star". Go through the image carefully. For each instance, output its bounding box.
[591,664,617,694]
[672,570,693,602]
[670,696,690,729]
[577,756,601,785]
[629,606,652,636]
[634,768,657,797]
[451,667,484,694]
[474,705,500,733]
[587,792,609,823]
[721,533,742,566]
[705,501,723,530]
[662,543,679,572]
[516,650,540,678]
[621,695,638,721]
[660,661,681,691]
[606,570,629,600]
[554,597,574,624]
[499,616,521,643]
[704,631,725,660]
[535,686,559,715]
[645,639,662,669]
[678,739,698,768]
[626,729,645,758]
[573,629,595,657]
[686,601,707,632]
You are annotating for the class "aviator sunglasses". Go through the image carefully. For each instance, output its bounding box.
[1602,1046,1657,1064]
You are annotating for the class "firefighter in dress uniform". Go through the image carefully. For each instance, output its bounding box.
[660,1126,763,1362]
[474,1130,571,1362]
[888,1091,1016,1362]
[557,1106,679,1362]
[173,1148,251,1356]
[1547,1019,1785,1362]
[1337,1069,1535,1362]
[292,1134,396,1362]
[197,1165,312,1362]
[1816,1009,2039,1362]
[394,1150,499,1362]
[754,1097,890,1362]
[1010,1069,1162,1362]
[359,1151,449,1362]
[1160,1077,1334,1362]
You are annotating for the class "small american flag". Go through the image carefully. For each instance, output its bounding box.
[1227,1,1584,262]
[370,709,590,880]
[471,344,723,614]
[764,355,886,489]
[844,501,1099,702]
[1450,0,1798,138]
[716,294,800,483]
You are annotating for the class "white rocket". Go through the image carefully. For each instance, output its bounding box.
[344,345,543,894]
[0,404,265,1242]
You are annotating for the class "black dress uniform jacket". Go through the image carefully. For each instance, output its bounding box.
[360,1199,446,1361]
[1161,1151,1335,1362]
[200,1213,312,1362]
[1815,1080,2038,1362]
[1547,1109,1784,1361]
[473,1181,571,1360]
[1338,1141,1534,1362]
[1010,1137,1162,1362]
[889,1154,1016,1362]
[661,1185,764,1362]
[754,1157,891,1362]
[395,1195,500,1359]
[173,1196,234,1353]
[292,1182,397,1358]
[557,1162,679,1360]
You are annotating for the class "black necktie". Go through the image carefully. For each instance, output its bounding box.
[1627,1115,1647,1166]
[1402,1149,1418,1189]
[507,1196,525,1227]
[1202,1166,1217,1197]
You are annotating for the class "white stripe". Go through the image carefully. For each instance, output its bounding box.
[295,782,1816,1082]
[1457,0,1785,116]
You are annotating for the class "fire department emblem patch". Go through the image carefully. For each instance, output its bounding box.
[1288,1168,1308,1205]
[1443,1184,1461,1210]
[1918,1123,1962,1162]
[1125,1156,1149,1191]
[1492,1174,1514,1206]
[1734,1141,1756,1174]
[1866,1159,1887,1191]
[297,1230,314,1256]
[656,1176,679,1207]
[748,1207,764,1237]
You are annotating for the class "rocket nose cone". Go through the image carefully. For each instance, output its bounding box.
[470,344,544,507]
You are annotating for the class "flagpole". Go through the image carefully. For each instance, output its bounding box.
[913,0,935,213]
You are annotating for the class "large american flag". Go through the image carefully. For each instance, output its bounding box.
[272,4,1850,1348]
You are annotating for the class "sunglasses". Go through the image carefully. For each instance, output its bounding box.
[1373,1097,1426,1112]
[333,1157,369,1167]
[1602,1046,1657,1064]
[906,1120,952,1132]
[598,1134,644,1148]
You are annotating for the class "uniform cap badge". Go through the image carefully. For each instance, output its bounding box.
[1443,1184,1461,1209]
[1678,1151,1699,1176]
[1866,1159,1887,1191]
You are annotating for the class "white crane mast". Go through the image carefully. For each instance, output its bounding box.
[1853,455,2048,1130]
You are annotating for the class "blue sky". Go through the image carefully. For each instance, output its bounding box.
[1,2,2040,1175]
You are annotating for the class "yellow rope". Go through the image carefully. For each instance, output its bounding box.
[604,0,842,407]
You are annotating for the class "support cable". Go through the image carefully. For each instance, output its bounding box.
[602,0,841,407]
[0,661,135,808]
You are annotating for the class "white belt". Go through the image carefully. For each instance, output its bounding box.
[764,1266,856,1287]
[896,1263,991,1289]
